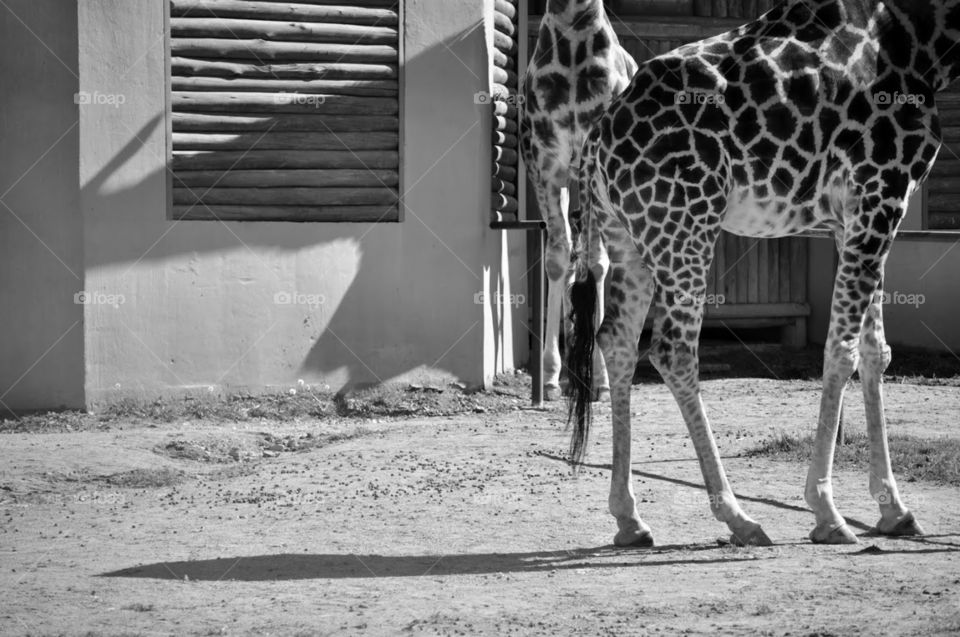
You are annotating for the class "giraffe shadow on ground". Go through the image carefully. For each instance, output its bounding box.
[100,537,960,581]
[99,544,772,581]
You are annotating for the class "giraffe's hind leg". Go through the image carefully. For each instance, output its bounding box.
[649,280,772,547]
[596,251,655,547]
[859,286,924,537]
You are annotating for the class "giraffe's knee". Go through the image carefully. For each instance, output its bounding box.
[649,338,698,386]
[588,255,609,283]
[545,238,572,282]
[824,339,859,381]
[859,339,892,375]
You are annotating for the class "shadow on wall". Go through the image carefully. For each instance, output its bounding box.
[82,24,501,395]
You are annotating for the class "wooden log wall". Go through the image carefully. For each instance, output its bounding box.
[492,0,521,222]
[169,0,401,222]
[928,90,960,229]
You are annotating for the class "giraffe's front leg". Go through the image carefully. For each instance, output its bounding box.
[540,185,572,400]
[859,295,924,537]
[805,337,860,544]
[597,259,654,547]
[804,243,890,544]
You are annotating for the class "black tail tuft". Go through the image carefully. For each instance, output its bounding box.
[566,268,597,470]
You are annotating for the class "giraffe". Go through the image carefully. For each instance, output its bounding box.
[520,0,637,401]
[566,0,950,547]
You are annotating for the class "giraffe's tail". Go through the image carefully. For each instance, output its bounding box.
[566,267,595,469]
[565,132,601,469]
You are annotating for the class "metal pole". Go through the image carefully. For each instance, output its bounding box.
[529,228,545,406]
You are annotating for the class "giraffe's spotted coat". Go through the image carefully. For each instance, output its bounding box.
[569,0,954,546]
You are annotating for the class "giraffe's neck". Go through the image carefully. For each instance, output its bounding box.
[763,0,960,93]
[545,0,607,26]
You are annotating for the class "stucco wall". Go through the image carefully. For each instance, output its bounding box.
[807,193,960,352]
[74,0,518,406]
[0,1,85,411]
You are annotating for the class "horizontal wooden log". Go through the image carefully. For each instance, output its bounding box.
[171,38,398,63]
[172,76,397,97]
[705,302,810,319]
[939,126,960,142]
[170,0,399,26]
[494,12,515,36]
[173,131,398,151]
[926,192,960,211]
[491,66,519,87]
[928,176,960,193]
[930,160,960,179]
[251,0,399,6]
[492,131,518,147]
[493,115,517,135]
[494,193,519,214]
[170,18,397,44]
[493,48,513,70]
[494,0,517,20]
[494,146,518,165]
[173,149,398,170]
[494,30,516,55]
[171,57,397,79]
[493,101,517,119]
[173,112,399,132]
[492,177,516,197]
[174,204,400,222]
[532,15,752,41]
[174,186,398,206]
[172,92,398,115]
[491,83,520,102]
[173,168,399,188]
[493,163,517,181]
[927,211,960,230]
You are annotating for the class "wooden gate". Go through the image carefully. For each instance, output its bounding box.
[525,1,809,345]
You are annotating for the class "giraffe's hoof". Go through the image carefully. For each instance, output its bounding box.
[729,524,773,547]
[809,523,859,545]
[871,512,924,537]
[543,385,562,402]
[614,528,654,548]
[592,388,611,403]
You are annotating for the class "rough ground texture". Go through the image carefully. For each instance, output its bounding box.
[2,376,959,636]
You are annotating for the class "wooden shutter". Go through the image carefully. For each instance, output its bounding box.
[927,89,960,230]
[168,0,402,222]
[491,0,520,223]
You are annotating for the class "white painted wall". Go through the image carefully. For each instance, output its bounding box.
[58,0,520,407]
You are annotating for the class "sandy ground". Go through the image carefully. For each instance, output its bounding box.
[2,378,959,636]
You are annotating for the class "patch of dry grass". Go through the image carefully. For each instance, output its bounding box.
[746,432,960,486]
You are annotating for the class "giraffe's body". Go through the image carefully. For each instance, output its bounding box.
[568,0,950,546]
[520,0,637,400]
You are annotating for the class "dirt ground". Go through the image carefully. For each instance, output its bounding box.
[2,378,959,636]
